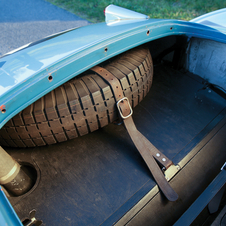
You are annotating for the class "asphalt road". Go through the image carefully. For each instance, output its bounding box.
[0,0,89,56]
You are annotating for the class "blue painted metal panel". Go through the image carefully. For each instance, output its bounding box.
[0,19,226,128]
[191,8,226,28]
[0,186,23,226]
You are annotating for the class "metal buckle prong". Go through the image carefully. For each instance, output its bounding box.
[116,97,133,119]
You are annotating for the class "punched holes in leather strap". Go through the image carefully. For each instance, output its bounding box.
[91,66,123,101]
[91,66,132,119]
[91,65,178,201]
[91,65,172,169]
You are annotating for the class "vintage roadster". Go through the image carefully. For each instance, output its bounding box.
[0,5,226,226]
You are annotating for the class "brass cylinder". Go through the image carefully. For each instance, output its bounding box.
[0,146,34,196]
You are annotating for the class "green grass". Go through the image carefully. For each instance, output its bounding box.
[47,0,226,23]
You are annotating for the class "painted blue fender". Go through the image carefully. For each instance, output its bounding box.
[0,186,23,226]
[190,8,226,28]
[0,6,226,225]
[0,11,226,130]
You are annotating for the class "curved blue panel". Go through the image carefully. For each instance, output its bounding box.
[0,186,23,226]
[0,19,226,128]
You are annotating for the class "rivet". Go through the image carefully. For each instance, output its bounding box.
[162,158,166,162]
[176,165,181,170]
[156,153,160,157]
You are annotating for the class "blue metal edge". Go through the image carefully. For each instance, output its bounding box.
[0,186,23,226]
[0,19,226,128]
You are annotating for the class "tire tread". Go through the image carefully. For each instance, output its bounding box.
[0,46,153,147]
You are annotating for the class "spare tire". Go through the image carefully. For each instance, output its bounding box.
[0,46,153,147]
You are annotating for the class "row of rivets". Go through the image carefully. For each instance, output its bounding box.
[156,153,166,162]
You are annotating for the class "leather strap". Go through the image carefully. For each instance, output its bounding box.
[91,66,178,201]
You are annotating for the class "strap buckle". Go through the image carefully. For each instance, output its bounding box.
[116,97,133,119]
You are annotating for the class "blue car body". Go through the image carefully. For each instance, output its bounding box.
[1,6,226,225]
[1,9,226,129]
[0,186,22,226]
